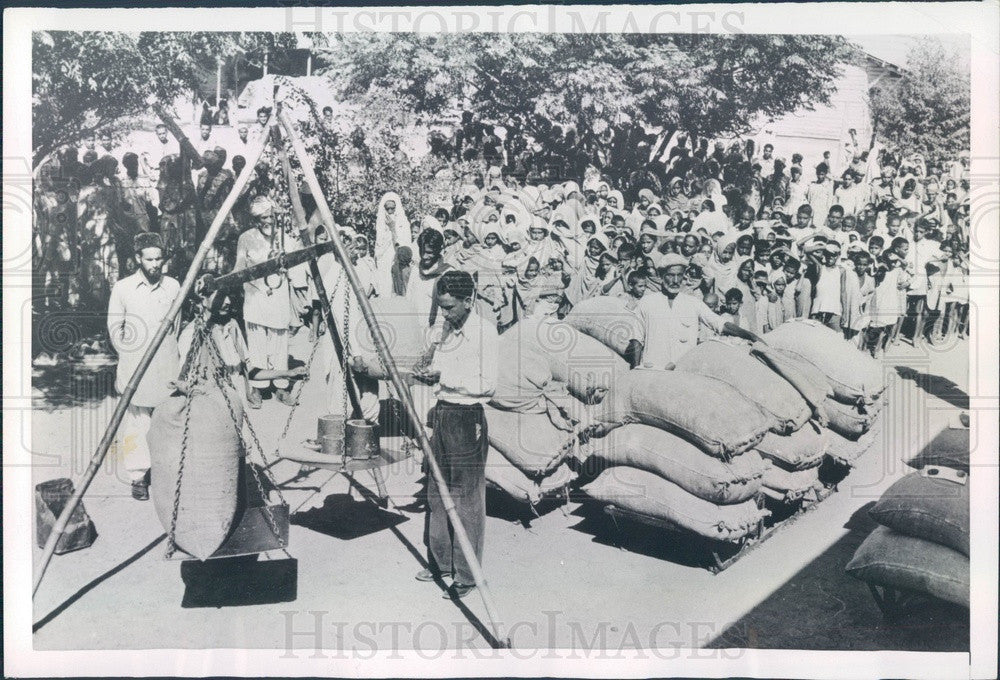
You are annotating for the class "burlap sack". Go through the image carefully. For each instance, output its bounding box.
[504,316,628,403]
[149,383,243,560]
[761,463,820,493]
[870,471,969,556]
[484,406,577,478]
[674,338,811,434]
[485,447,575,506]
[585,466,770,542]
[763,319,885,404]
[846,525,969,608]
[564,296,643,357]
[824,396,884,440]
[585,425,769,505]
[596,369,771,459]
[755,425,829,470]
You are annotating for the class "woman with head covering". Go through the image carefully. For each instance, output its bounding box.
[374,191,412,296]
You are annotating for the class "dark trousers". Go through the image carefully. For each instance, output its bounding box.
[426,401,488,585]
[904,294,928,343]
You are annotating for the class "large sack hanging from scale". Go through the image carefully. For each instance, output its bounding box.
[149,382,244,560]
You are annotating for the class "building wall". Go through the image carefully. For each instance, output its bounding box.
[751,63,874,176]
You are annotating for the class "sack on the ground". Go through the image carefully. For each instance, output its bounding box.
[507,317,628,404]
[674,338,811,434]
[756,425,829,470]
[763,319,885,404]
[826,419,883,466]
[484,406,577,478]
[564,296,643,357]
[762,463,820,493]
[869,471,969,556]
[485,447,575,506]
[584,466,770,542]
[584,425,769,505]
[846,525,969,608]
[824,397,883,440]
[149,383,244,560]
[353,297,428,379]
[906,426,970,473]
[596,369,771,458]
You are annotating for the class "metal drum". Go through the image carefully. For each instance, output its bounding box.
[317,414,346,456]
[345,419,379,460]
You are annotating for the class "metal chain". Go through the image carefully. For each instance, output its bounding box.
[165,319,208,558]
[203,333,285,545]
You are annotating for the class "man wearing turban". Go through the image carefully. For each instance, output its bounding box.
[235,196,295,406]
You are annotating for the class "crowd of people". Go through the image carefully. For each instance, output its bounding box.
[33,107,972,369]
[353,135,973,360]
[35,107,970,602]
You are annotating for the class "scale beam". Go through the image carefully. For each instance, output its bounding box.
[200,241,339,292]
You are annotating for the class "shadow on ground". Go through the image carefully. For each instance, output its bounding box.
[291,493,408,540]
[894,365,969,411]
[704,502,969,651]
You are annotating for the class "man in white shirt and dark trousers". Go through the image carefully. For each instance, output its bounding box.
[412,270,499,600]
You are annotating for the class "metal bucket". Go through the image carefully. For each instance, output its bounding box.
[345,419,379,460]
[317,414,345,456]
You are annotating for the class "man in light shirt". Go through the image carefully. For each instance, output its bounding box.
[633,253,759,369]
[412,270,498,600]
[106,232,180,500]
[806,162,835,226]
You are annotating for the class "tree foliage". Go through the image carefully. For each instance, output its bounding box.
[31,31,299,169]
[868,38,970,161]
[322,33,856,176]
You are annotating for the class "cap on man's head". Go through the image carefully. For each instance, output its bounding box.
[824,242,842,255]
[657,252,689,271]
[133,232,163,254]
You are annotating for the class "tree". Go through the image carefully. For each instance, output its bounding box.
[868,38,970,161]
[31,31,300,171]
[320,34,856,184]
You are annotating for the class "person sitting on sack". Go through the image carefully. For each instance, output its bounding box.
[632,253,760,370]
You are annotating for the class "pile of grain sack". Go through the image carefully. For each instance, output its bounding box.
[846,426,970,610]
[487,301,887,544]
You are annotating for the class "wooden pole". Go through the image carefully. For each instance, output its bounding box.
[32,120,273,597]
[278,110,510,649]
[277,135,363,419]
[153,103,204,169]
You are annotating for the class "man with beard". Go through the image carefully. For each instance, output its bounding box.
[235,196,295,406]
[106,233,180,500]
[633,253,759,370]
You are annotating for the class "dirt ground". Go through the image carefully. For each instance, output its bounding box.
[30,329,970,655]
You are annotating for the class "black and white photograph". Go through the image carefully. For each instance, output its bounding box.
[3,4,998,678]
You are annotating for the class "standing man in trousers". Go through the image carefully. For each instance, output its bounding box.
[412,270,498,600]
[107,232,180,500]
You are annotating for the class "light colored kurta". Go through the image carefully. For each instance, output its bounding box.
[635,291,726,368]
[107,271,181,408]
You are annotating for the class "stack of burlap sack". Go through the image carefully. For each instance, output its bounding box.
[483,312,626,508]
[569,311,886,542]
[846,425,970,611]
